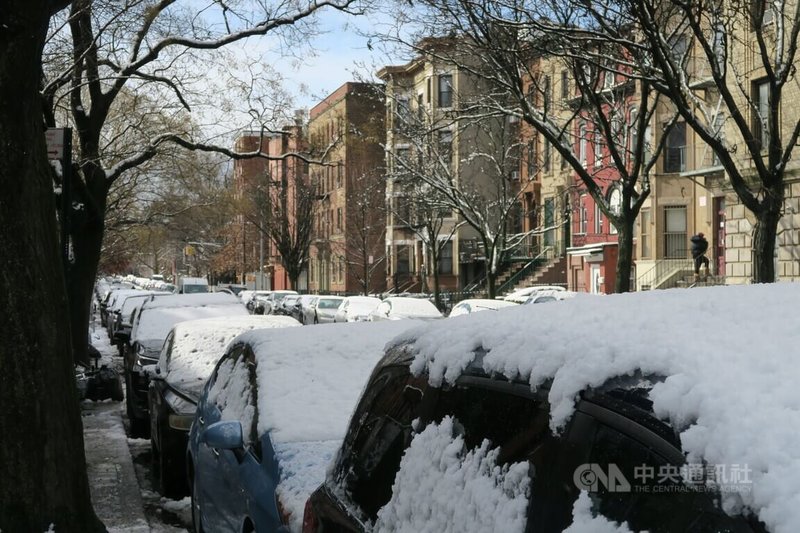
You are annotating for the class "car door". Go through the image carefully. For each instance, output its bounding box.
[213,345,262,530]
[334,300,349,322]
[149,331,175,444]
[193,344,248,531]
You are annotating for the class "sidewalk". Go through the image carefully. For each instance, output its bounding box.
[83,401,150,533]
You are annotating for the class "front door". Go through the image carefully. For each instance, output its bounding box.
[590,264,602,294]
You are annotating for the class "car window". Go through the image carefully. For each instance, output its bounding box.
[158,331,174,375]
[341,369,427,519]
[207,345,258,450]
[318,298,342,309]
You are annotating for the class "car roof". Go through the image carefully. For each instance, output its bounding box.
[140,292,241,310]
[382,283,800,532]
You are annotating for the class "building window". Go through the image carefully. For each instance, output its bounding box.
[337,164,344,188]
[594,128,603,167]
[438,130,453,171]
[594,202,603,234]
[397,96,410,124]
[543,139,551,172]
[640,208,652,258]
[438,240,453,275]
[438,74,453,108]
[336,208,342,231]
[664,122,686,173]
[396,245,411,274]
[561,69,569,100]
[608,186,621,235]
[751,1,775,28]
[663,205,687,258]
[543,75,551,113]
[752,79,770,150]
[527,139,537,178]
[579,123,588,166]
[544,198,555,246]
[576,194,588,235]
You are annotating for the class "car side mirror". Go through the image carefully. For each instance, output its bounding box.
[202,420,244,450]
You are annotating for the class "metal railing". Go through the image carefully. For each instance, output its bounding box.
[497,246,554,295]
[637,253,694,291]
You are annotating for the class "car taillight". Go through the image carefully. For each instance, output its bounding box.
[302,499,318,533]
[277,496,291,527]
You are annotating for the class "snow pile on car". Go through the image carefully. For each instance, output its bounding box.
[232,320,421,532]
[163,315,299,396]
[390,283,800,532]
[134,301,247,343]
[562,492,634,533]
[373,416,530,533]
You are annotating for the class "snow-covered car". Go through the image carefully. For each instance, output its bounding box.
[368,296,443,321]
[304,295,345,324]
[276,294,301,316]
[503,285,567,303]
[124,292,248,437]
[523,289,580,305]
[448,298,517,317]
[295,294,318,323]
[333,296,382,323]
[147,314,300,498]
[188,320,420,532]
[304,284,797,532]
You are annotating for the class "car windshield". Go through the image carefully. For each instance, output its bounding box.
[182,284,208,294]
[318,298,343,309]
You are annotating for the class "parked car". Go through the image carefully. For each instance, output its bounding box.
[124,292,248,437]
[294,295,318,323]
[264,290,299,315]
[448,298,517,317]
[148,314,300,498]
[333,296,381,323]
[276,294,301,316]
[523,289,579,305]
[102,288,140,331]
[503,285,567,303]
[188,320,419,532]
[110,291,171,355]
[178,276,209,294]
[305,296,344,324]
[303,284,794,532]
[369,296,443,322]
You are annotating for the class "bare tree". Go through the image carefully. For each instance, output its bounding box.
[332,164,387,294]
[564,0,800,283]
[375,2,675,292]
[0,0,105,529]
[42,0,364,362]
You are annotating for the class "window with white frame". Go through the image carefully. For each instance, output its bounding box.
[579,123,588,166]
[438,74,453,108]
[594,202,603,233]
[577,194,588,235]
[753,79,770,150]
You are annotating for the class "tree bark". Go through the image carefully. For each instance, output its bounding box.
[615,220,635,293]
[0,3,105,530]
[752,195,783,283]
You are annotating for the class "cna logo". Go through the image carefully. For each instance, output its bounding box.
[573,463,632,493]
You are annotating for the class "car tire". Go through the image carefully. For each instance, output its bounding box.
[129,416,149,439]
[191,467,205,533]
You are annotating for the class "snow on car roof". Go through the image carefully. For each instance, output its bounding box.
[134,302,248,343]
[385,296,442,317]
[164,315,300,394]
[390,283,800,532]
[140,292,241,309]
[237,320,420,444]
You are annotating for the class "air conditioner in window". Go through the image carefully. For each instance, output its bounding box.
[510,171,520,181]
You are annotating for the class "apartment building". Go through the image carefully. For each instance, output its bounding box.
[378,39,521,294]
[227,124,309,290]
[306,82,387,295]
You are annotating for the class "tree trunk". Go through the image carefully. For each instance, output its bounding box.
[615,219,635,293]
[485,267,497,299]
[0,4,105,530]
[752,198,782,283]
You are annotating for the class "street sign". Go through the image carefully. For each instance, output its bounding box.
[45,128,67,160]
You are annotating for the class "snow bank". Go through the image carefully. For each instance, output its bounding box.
[373,416,530,533]
[562,492,635,533]
[392,283,800,532]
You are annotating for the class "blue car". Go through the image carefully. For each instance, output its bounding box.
[187,320,419,532]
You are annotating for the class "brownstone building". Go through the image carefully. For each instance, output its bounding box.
[307,82,387,295]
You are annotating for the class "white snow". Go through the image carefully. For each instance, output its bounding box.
[373,416,530,533]
[160,315,300,397]
[229,320,420,530]
[206,356,256,446]
[381,297,443,319]
[389,283,800,532]
[562,492,636,533]
[133,302,248,343]
[448,298,517,317]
